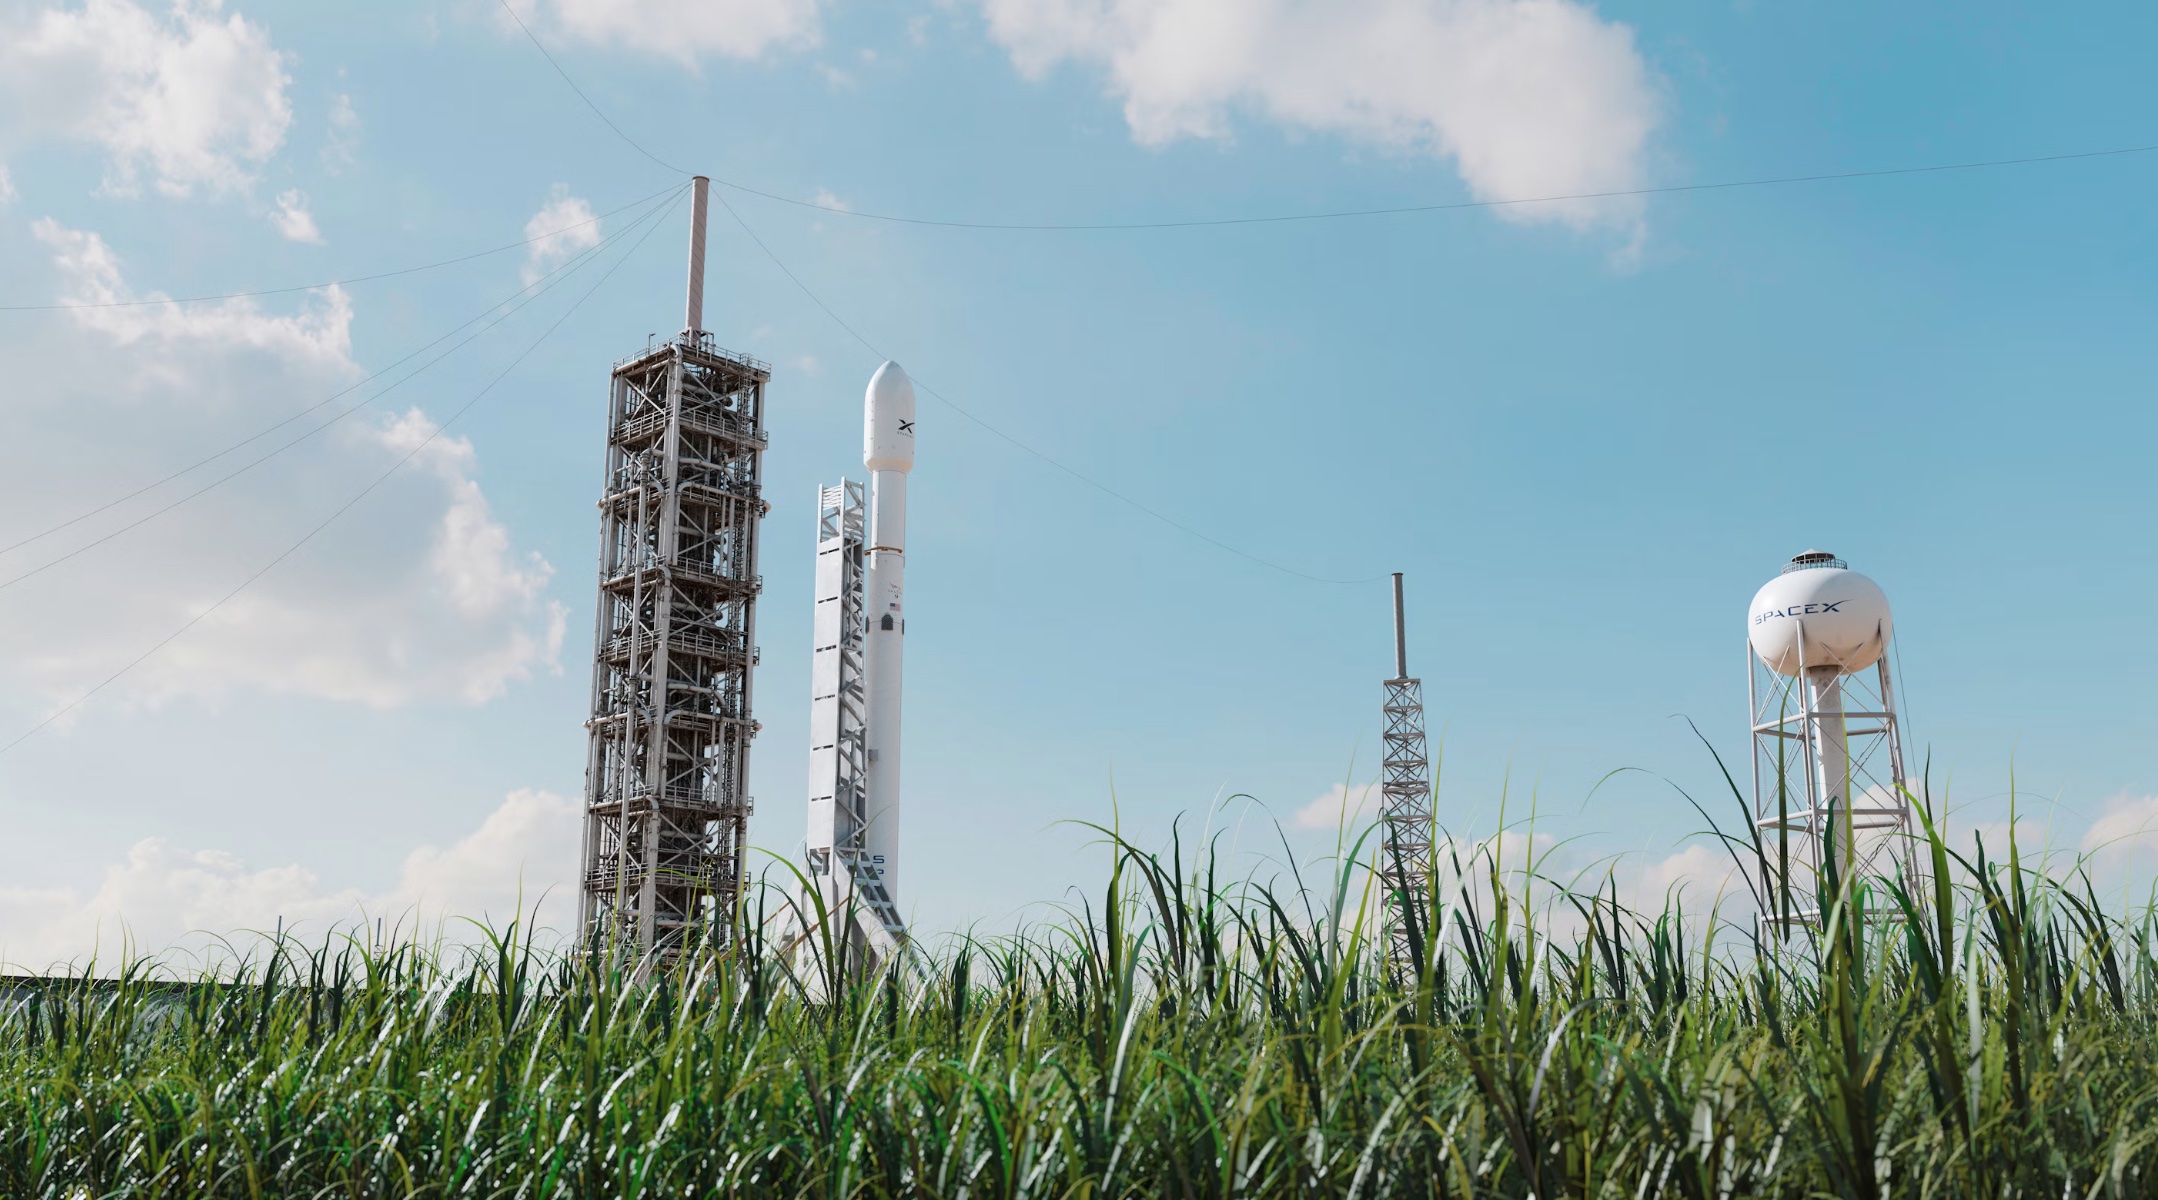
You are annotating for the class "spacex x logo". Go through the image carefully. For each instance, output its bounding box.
[1754,600,1848,625]
[897,419,914,435]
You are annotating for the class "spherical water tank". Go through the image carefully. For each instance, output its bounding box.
[1746,551,1892,677]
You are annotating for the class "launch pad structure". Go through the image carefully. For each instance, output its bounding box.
[580,178,772,964]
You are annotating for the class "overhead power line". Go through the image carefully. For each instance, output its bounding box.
[0,182,685,312]
[708,188,1385,587]
[0,188,688,757]
[0,186,684,565]
[492,5,2158,230]
[495,0,694,178]
[0,191,678,598]
[711,143,2158,231]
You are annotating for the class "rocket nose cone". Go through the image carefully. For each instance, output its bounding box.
[869,360,910,395]
[865,361,917,471]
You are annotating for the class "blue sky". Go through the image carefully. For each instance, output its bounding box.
[3,0,2157,962]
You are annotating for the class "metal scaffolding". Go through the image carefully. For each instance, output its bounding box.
[579,329,770,965]
[785,480,907,977]
[1379,572,1434,968]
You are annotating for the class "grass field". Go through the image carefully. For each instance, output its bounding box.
[5,795,2158,1197]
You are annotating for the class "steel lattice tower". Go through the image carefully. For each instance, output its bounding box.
[580,178,771,964]
[1379,572,1434,967]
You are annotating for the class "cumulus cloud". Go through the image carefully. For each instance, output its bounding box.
[978,0,1660,232]
[2081,795,2158,863]
[1622,842,1742,911]
[1,0,293,196]
[507,0,822,65]
[0,220,564,711]
[522,184,601,285]
[270,187,321,242]
[322,91,360,172]
[0,790,580,970]
[0,162,15,205]
[33,217,350,360]
[1294,781,1381,830]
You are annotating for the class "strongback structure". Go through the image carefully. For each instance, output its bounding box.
[793,480,905,971]
[1379,572,1434,967]
[581,177,772,964]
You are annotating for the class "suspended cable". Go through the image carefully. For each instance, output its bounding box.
[0,189,687,757]
[494,0,694,178]
[713,142,2158,231]
[0,185,684,563]
[709,188,1383,586]
[0,191,681,597]
[489,0,2158,233]
[0,182,685,312]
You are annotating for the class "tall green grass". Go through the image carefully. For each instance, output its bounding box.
[5,796,2158,1197]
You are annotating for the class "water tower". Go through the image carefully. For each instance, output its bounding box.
[1746,550,1917,924]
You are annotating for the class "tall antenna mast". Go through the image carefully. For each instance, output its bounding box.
[1378,572,1433,970]
[684,176,708,335]
[580,172,770,969]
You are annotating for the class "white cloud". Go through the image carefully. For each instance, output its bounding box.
[0,790,580,970]
[810,186,849,212]
[0,221,564,711]
[386,789,581,925]
[2082,795,2158,862]
[522,184,601,285]
[1623,842,1741,911]
[32,217,350,361]
[322,91,360,172]
[1294,781,1380,830]
[0,162,15,205]
[2,0,293,197]
[270,187,321,242]
[508,0,823,65]
[978,0,1661,232]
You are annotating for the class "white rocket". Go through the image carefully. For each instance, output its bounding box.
[792,362,915,975]
[860,361,914,906]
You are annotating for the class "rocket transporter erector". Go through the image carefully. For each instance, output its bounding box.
[796,361,915,968]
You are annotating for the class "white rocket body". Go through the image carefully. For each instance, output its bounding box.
[862,362,914,905]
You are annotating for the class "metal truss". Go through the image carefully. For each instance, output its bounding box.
[786,480,906,978]
[1750,639,1919,927]
[1379,676,1434,966]
[1378,574,1433,969]
[581,332,770,966]
[807,480,869,886]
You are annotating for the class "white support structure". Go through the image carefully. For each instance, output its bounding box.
[789,480,904,973]
[781,361,918,983]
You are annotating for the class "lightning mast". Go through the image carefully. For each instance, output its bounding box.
[580,176,772,965]
[1379,572,1434,967]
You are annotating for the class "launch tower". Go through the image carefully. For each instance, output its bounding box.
[580,178,771,964]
